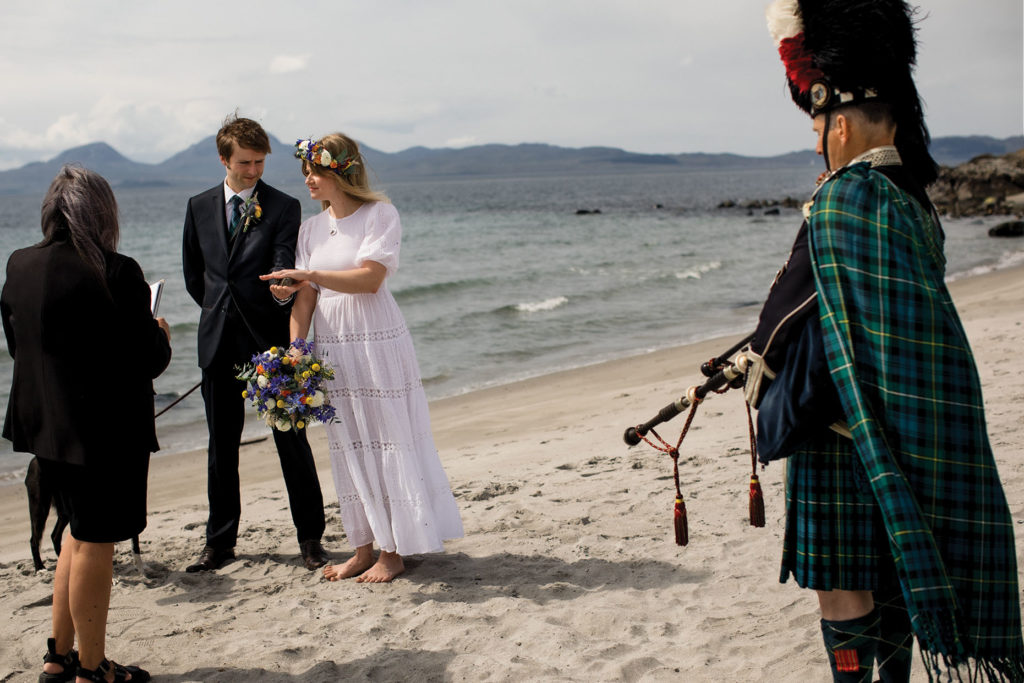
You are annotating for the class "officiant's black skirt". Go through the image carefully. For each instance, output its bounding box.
[37,451,149,543]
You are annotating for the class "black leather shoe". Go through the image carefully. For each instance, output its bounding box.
[185,545,235,573]
[299,539,329,570]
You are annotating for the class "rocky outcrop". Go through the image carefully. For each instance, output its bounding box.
[989,220,1024,237]
[928,149,1024,217]
[716,197,802,210]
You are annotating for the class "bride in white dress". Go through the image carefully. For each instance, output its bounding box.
[263,133,463,583]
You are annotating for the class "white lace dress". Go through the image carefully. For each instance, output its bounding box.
[296,202,464,555]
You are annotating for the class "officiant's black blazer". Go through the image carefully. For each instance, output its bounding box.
[182,179,300,368]
[2,239,172,466]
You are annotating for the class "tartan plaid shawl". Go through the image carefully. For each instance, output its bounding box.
[808,162,1023,680]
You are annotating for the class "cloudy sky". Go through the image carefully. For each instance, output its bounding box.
[1,0,1020,170]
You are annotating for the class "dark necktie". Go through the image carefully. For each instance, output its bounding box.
[228,195,243,238]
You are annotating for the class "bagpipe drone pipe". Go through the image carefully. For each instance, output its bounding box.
[622,333,765,545]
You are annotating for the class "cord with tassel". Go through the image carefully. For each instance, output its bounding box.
[745,401,766,527]
[671,449,688,546]
[638,398,701,546]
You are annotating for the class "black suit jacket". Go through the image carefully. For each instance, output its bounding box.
[182,179,300,368]
[1,239,172,466]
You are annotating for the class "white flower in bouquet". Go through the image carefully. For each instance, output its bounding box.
[257,374,269,388]
[308,390,325,407]
[276,419,292,432]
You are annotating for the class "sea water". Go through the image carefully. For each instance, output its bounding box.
[0,168,1020,483]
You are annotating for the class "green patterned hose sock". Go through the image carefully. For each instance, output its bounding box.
[820,609,880,683]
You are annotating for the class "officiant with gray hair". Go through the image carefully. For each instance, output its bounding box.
[2,164,171,682]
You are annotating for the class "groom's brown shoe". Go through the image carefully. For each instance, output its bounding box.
[185,545,235,572]
[300,540,329,570]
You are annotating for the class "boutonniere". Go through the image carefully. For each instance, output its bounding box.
[241,192,263,232]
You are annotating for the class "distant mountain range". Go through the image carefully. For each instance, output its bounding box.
[0,134,1020,195]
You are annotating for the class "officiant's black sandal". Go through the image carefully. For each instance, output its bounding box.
[76,658,151,683]
[40,637,79,683]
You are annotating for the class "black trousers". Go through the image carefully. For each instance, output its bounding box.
[200,328,325,549]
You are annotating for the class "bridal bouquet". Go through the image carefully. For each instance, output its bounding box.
[237,338,336,431]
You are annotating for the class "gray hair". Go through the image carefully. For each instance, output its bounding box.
[40,165,120,278]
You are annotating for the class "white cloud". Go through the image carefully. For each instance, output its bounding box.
[269,55,310,75]
[445,136,477,148]
[0,0,1019,165]
[0,99,228,163]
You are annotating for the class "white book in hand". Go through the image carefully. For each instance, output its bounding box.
[150,279,165,316]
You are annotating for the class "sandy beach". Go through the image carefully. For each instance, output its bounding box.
[1,265,1021,682]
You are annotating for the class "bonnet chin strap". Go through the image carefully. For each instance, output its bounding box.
[821,111,832,173]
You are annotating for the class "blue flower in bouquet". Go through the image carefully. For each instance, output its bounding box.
[236,339,337,431]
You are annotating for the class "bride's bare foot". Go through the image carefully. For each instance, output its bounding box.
[355,551,405,583]
[322,549,374,581]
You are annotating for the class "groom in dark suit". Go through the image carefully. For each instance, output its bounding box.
[182,115,328,571]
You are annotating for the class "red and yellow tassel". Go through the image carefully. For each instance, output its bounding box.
[749,474,765,528]
[674,496,689,546]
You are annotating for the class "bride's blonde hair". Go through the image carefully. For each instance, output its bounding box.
[299,133,389,211]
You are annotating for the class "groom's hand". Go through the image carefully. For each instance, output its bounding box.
[262,269,309,302]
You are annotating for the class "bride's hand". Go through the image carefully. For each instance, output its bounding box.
[261,269,310,299]
[261,268,309,282]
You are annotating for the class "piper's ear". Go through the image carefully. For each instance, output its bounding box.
[829,113,847,145]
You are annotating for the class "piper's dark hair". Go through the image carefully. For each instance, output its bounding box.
[216,111,272,159]
[39,165,119,280]
[827,101,896,134]
[793,0,938,186]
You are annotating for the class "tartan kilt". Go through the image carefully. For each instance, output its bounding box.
[779,430,892,591]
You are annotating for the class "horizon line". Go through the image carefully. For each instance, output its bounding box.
[7,131,1022,171]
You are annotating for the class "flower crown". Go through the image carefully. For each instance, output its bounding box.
[294,138,359,176]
